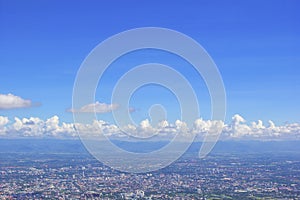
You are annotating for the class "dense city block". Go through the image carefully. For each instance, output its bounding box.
[1,144,299,199]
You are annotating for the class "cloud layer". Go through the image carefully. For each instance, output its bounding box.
[0,94,33,109]
[0,114,299,140]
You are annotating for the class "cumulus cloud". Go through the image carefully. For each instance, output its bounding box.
[0,116,9,135]
[0,93,33,109]
[221,114,300,140]
[8,115,77,138]
[0,116,9,126]
[67,101,119,113]
[0,114,299,140]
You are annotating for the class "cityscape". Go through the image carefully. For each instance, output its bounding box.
[0,140,300,199]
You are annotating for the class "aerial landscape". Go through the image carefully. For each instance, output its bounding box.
[1,0,299,199]
[1,140,300,199]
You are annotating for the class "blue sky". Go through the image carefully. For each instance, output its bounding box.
[1,0,299,125]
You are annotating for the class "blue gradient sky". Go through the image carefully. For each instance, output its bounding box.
[1,0,299,124]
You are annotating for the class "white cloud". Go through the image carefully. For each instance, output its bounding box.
[0,116,9,135]
[68,101,119,113]
[221,115,300,140]
[0,116,9,126]
[0,93,32,109]
[0,114,299,140]
[8,116,78,138]
[227,114,252,138]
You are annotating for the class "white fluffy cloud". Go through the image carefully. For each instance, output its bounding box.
[67,101,119,113]
[0,93,33,109]
[0,116,9,126]
[0,116,9,135]
[221,114,300,140]
[7,115,77,138]
[0,114,299,140]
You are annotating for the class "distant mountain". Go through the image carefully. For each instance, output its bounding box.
[0,139,88,154]
[0,139,299,154]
